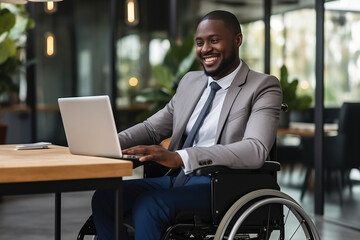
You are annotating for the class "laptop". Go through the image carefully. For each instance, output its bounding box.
[58,95,140,160]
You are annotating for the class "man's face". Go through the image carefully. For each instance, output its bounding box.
[195,19,242,80]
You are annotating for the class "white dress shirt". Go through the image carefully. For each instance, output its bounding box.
[177,63,241,174]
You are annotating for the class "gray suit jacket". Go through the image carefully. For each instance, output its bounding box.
[118,60,282,172]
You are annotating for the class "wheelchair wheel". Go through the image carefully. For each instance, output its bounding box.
[214,189,320,240]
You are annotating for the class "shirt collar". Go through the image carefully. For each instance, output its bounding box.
[207,62,242,90]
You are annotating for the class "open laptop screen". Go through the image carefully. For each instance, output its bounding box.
[58,95,139,160]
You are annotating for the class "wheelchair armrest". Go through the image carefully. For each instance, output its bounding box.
[132,160,145,169]
[197,161,281,224]
[192,161,280,176]
[132,160,170,178]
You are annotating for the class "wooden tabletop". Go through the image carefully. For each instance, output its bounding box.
[278,122,338,137]
[0,144,133,183]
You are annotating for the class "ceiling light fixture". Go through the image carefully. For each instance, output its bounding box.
[44,1,58,13]
[125,0,139,26]
[0,0,63,3]
[0,0,27,3]
[28,0,63,2]
[45,32,55,57]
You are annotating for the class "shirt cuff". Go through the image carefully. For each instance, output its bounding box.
[176,149,192,174]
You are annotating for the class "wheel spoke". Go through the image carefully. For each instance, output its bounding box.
[266,205,272,240]
[288,219,305,240]
[279,207,291,240]
[284,207,291,225]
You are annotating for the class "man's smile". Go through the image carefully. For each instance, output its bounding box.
[203,56,219,66]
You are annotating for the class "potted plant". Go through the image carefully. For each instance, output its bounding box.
[0,3,35,143]
[0,3,34,104]
[135,34,200,121]
[279,65,312,128]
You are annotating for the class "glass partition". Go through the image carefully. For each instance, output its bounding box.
[269,7,317,216]
[323,0,360,228]
[116,34,142,107]
[267,0,360,229]
[240,21,265,72]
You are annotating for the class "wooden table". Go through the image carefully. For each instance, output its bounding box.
[0,144,133,240]
[278,122,338,137]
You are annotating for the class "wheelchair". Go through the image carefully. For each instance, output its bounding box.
[77,161,320,240]
[77,103,319,239]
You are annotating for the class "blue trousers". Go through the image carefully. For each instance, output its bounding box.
[91,175,211,240]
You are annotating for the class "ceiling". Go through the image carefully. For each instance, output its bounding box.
[199,0,335,23]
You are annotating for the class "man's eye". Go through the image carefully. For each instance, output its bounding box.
[196,42,203,47]
[211,39,219,43]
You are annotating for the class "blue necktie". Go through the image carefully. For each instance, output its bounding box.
[173,82,221,187]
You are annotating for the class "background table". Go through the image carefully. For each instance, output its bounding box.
[0,144,133,240]
[278,122,338,137]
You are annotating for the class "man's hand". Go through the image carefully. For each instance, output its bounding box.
[122,145,184,169]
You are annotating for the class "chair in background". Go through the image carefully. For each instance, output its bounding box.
[277,107,315,184]
[300,102,360,204]
[277,107,340,182]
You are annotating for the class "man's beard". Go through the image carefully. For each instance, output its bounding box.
[203,50,237,78]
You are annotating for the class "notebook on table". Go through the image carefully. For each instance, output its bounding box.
[58,95,140,161]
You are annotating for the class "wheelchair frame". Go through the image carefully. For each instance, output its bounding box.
[159,162,320,240]
[78,161,320,240]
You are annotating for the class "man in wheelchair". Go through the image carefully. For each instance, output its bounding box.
[91,10,283,240]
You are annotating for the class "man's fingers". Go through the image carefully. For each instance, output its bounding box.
[139,155,154,162]
[123,145,149,154]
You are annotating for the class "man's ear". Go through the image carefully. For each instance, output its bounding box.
[235,33,243,47]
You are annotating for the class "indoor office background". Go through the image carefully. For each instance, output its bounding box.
[0,0,359,238]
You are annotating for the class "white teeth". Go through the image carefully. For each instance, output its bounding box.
[205,57,217,62]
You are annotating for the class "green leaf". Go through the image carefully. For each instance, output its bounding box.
[0,37,16,64]
[9,16,28,41]
[0,9,16,36]
[287,79,298,95]
[280,65,289,87]
[297,95,312,110]
[27,18,36,29]
[0,5,34,97]
[151,65,174,90]
[279,65,312,110]
[135,34,198,122]
[163,34,195,72]
[135,88,172,103]
[0,56,19,74]
[174,50,196,84]
[0,73,13,93]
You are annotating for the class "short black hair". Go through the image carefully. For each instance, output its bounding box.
[200,10,242,35]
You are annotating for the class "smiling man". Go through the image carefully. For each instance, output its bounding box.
[91,10,282,240]
[195,12,242,79]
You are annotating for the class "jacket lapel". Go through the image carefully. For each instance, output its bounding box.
[170,74,208,150]
[215,61,249,141]
[179,76,208,127]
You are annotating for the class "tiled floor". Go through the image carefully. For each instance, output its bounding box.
[0,192,93,240]
[0,166,359,239]
[279,164,360,230]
